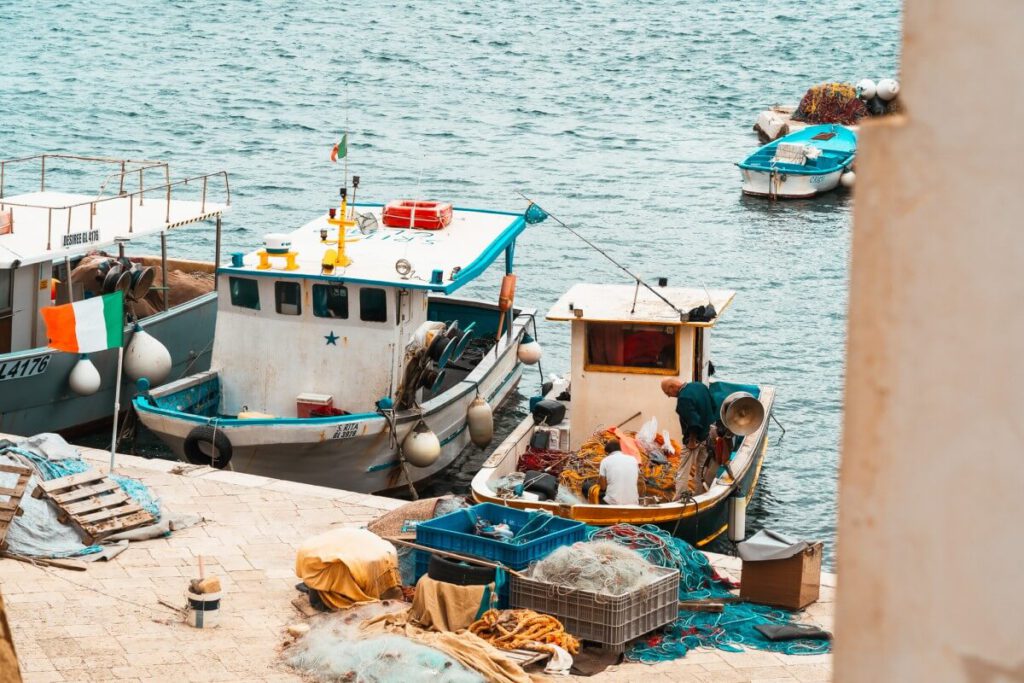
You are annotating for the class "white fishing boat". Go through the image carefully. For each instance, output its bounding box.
[470,281,775,547]
[0,154,229,435]
[134,179,547,495]
[737,124,856,199]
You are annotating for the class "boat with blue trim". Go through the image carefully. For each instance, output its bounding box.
[470,282,774,547]
[737,124,856,198]
[134,179,547,495]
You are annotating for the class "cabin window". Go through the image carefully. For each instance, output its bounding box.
[359,287,388,323]
[228,277,260,310]
[585,322,678,375]
[275,281,302,315]
[313,284,349,319]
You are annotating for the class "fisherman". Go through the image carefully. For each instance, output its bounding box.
[661,378,720,495]
[598,438,641,505]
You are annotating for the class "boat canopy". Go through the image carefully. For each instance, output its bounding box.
[223,204,526,295]
[546,283,735,327]
[0,155,229,269]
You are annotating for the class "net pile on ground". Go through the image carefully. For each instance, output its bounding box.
[469,608,580,656]
[588,524,832,661]
[529,540,659,596]
[791,82,868,125]
[288,603,484,683]
[559,429,681,502]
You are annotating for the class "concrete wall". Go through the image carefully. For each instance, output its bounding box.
[836,2,1024,682]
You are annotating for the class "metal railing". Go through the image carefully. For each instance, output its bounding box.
[0,154,230,251]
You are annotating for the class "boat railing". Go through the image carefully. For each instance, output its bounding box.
[0,154,230,251]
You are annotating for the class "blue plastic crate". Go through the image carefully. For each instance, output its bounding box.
[415,502,585,570]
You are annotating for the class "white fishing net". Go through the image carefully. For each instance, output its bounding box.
[530,540,659,596]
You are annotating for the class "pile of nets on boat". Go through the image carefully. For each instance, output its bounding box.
[529,541,660,596]
[559,427,682,502]
[516,447,568,477]
[791,82,868,125]
[587,524,832,661]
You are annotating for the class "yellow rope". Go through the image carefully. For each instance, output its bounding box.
[469,609,581,655]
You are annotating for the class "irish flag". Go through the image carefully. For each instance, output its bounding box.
[330,133,348,162]
[41,292,124,353]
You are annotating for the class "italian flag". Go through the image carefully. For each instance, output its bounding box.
[41,292,124,353]
[330,133,347,162]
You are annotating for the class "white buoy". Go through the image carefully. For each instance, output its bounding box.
[68,354,101,396]
[467,395,494,447]
[124,324,172,385]
[728,495,748,542]
[840,171,856,188]
[517,335,543,365]
[876,78,900,101]
[856,78,877,100]
[402,421,441,467]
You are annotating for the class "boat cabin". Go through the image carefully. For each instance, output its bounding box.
[546,282,735,448]
[213,197,528,418]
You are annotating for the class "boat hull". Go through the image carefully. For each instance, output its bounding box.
[0,293,217,436]
[740,168,844,198]
[135,312,530,495]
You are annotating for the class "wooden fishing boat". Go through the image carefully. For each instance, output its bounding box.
[0,153,228,435]
[737,124,856,198]
[470,282,775,547]
[135,174,548,496]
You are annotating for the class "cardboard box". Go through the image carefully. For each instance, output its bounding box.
[739,541,823,610]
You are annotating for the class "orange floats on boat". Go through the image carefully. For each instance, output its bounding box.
[382,200,453,230]
[495,273,517,340]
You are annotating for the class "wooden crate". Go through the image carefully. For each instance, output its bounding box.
[739,542,823,610]
[33,470,155,544]
[0,464,32,551]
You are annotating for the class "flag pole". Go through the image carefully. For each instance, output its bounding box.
[109,345,124,472]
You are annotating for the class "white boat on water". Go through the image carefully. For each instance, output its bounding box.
[0,153,229,435]
[737,124,856,199]
[134,179,546,495]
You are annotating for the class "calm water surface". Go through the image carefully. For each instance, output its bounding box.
[1,1,903,566]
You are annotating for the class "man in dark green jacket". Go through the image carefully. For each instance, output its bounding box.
[662,378,719,494]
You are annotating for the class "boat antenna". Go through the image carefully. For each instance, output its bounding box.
[515,192,688,321]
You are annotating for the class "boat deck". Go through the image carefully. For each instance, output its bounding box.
[0,437,834,682]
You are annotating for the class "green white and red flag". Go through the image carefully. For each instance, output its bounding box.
[41,291,124,353]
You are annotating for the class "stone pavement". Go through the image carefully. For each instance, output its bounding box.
[0,443,832,682]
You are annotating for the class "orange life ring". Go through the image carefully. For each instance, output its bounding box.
[382,200,453,230]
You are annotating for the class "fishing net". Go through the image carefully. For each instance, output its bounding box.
[287,603,483,683]
[516,447,568,477]
[587,524,832,661]
[529,541,659,596]
[559,429,682,502]
[791,82,867,125]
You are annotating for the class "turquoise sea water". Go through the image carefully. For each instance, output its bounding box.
[1,1,902,565]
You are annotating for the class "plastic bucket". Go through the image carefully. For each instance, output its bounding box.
[186,590,222,628]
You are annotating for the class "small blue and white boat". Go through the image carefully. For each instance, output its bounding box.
[737,124,856,199]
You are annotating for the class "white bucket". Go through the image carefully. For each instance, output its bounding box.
[186,590,222,628]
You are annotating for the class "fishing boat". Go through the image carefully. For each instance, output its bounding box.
[0,153,229,435]
[470,281,775,547]
[737,124,856,198]
[134,179,546,495]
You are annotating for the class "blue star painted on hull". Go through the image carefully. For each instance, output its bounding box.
[324,331,339,345]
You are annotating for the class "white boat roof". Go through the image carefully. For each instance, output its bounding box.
[0,191,227,269]
[547,283,735,326]
[223,203,527,294]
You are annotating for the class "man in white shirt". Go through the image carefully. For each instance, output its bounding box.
[598,438,641,505]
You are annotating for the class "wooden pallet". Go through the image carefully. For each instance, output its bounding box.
[32,470,154,544]
[0,464,32,552]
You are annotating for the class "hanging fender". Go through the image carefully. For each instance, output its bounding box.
[498,274,516,313]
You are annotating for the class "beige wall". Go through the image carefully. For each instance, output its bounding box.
[836,2,1024,682]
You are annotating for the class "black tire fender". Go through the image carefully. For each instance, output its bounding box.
[427,554,496,586]
[183,425,232,469]
[523,470,558,501]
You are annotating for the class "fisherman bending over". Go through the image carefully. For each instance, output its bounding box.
[661,378,720,495]
[598,438,641,505]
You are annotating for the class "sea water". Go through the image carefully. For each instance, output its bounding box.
[0,0,903,566]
